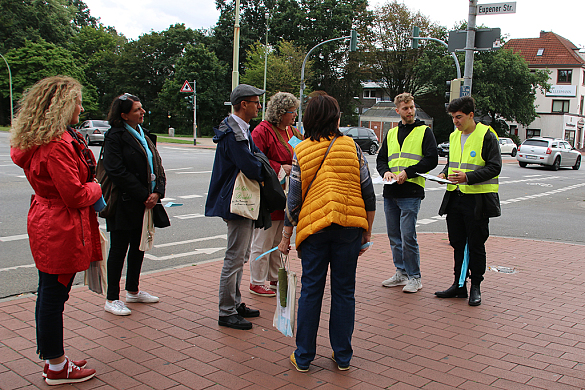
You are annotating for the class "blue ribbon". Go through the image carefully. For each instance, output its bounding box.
[254,246,279,261]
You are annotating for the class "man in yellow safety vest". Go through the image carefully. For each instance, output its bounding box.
[376,93,438,293]
[436,96,502,306]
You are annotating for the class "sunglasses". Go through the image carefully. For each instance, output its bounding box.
[243,100,261,106]
[118,93,138,101]
[286,111,298,115]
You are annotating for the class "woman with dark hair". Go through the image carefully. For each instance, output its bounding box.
[11,76,98,384]
[248,92,302,297]
[278,92,376,372]
[102,93,166,315]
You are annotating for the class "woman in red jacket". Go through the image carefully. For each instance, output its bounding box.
[10,76,101,385]
[248,92,302,296]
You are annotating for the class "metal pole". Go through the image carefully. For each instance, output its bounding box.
[262,12,269,120]
[231,0,241,113]
[298,35,350,133]
[0,53,14,123]
[410,37,461,79]
[464,0,477,93]
[193,80,197,146]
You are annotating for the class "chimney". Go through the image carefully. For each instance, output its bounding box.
[540,31,548,38]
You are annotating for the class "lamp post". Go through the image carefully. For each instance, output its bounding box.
[231,0,241,99]
[262,11,270,120]
[298,30,357,133]
[0,53,14,123]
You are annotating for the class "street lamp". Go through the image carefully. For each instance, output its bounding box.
[0,53,14,123]
[262,11,271,120]
[298,30,358,133]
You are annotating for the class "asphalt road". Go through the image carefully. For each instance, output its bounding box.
[1,131,584,299]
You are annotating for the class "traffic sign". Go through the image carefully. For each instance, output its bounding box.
[448,28,502,52]
[477,2,516,15]
[180,80,193,93]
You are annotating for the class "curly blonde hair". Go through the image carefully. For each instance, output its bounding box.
[10,76,82,150]
[394,92,414,107]
[265,92,299,126]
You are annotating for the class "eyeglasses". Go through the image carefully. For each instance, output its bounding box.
[286,111,297,115]
[118,93,138,101]
[242,100,261,106]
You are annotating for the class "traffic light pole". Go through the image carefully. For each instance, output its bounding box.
[298,31,357,133]
[0,53,13,123]
[410,36,461,79]
[193,80,197,146]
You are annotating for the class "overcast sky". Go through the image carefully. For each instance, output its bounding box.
[82,0,584,48]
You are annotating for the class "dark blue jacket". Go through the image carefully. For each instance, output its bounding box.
[205,115,264,220]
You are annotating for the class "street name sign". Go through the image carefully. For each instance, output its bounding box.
[180,80,193,93]
[477,2,516,15]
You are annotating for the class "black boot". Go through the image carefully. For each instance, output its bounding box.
[435,282,468,298]
[468,284,481,306]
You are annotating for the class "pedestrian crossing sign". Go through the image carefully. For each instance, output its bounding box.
[180,81,193,93]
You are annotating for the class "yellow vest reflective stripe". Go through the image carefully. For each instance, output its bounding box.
[447,123,499,194]
[294,136,368,248]
[386,125,427,188]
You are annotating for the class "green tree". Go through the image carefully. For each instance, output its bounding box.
[0,40,97,123]
[241,40,312,98]
[472,48,550,132]
[157,43,229,136]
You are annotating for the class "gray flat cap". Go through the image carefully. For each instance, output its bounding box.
[230,84,265,105]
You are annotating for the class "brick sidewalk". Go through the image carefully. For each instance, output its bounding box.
[2,233,585,389]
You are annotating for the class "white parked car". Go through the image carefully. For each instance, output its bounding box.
[77,120,110,145]
[498,137,517,156]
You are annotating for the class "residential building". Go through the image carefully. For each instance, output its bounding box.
[505,31,585,148]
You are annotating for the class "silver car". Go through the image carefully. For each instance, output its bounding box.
[516,137,581,170]
[77,120,110,145]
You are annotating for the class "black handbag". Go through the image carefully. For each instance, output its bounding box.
[152,203,170,228]
[96,145,118,219]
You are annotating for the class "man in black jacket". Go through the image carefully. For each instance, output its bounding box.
[435,96,501,306]
[376,93,438,294]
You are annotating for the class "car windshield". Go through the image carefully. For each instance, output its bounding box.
[93,120,110,128]
[523,139,549,147]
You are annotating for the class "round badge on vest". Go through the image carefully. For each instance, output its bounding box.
[470,151,477,157]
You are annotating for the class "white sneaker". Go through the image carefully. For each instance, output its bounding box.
[126,291,159,303]
[104,300,131,315]
[403,278,422,293]
[382,272,408,287]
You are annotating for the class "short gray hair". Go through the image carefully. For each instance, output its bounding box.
[265,92,300,125]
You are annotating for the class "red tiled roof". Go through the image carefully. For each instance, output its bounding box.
[504,31,585,67]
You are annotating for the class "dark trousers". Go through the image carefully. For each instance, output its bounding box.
[107,229,144,301]
[446,193,489,285]
[294,227,362,369]
[36,271,74,360]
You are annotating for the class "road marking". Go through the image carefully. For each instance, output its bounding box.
[501,182,585,205]
[161,197,176,202]
[161,146,194,151]
[175,171,212,175]
[144,247,224,260]
[0,264,36,272]
[165,167,193,171]
[155,234,227,248]
[0,164,15,167]
[174,213,205,219]
[0,234,28,242]
[178,194,203,199]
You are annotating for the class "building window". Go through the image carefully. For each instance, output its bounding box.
[580,96,584,116]
[509,125,518,136]
[552,100,570,113]
[363,90,376,98]
[536,48,544,56]
[565,131,575,147]
[557,69,572,84]
[527,129,541,138]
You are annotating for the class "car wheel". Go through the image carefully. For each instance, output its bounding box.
[519,162,527,168]
[551,156,561,171]
[85,134,91,146]
[572,156,581,170]
[511,148,517,157]
[369,144,377,155]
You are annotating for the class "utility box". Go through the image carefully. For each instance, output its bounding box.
[168,127,175,137]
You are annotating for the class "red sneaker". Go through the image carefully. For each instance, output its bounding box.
[45,358,96,385]
[43,358,86,378]
[249,283,276,297]
[269,281,278,290]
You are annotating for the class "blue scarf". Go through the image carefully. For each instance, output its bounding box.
[124,123,155,191]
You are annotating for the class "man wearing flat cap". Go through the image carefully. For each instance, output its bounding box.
[206,84,266,330]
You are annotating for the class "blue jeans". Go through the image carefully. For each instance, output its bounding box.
[36,271,74,360]
[294,226,362,369]
[383,197,421,278]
